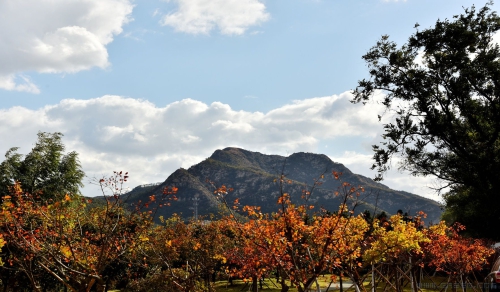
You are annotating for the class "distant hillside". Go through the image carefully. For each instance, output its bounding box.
[123,147,443,224]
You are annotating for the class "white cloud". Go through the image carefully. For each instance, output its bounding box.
[331,151,443,202]
[0,92,438,200]
[0,74,40,94]
[0,0,133,92]
[160,0,270,35]
[493,31,500,46]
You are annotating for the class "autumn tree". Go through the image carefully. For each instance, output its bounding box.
[131,216,232,292]
[364,214,428,292]
[216,172,370,292]
[423,222,494,291]
[352,2,500,239]
[0,172,174,292]
[222,211,277,292]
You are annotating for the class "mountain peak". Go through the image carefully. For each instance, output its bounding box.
[125,147,443,224]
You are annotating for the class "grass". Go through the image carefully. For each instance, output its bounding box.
[213,275,361,292]
[109,275,465,292]
[212,275,449,292]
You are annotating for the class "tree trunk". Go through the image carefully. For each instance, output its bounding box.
[94,278,106,292]
[410,258,418,292]
[304,276,318,292]
[395,265,401,292]
[371,264,375,292]
[252,275,259,292]
[354,282,362,292]
[450,275,457,292]
[280,274,289,292]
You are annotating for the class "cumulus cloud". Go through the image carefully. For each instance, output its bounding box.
[0,92,441,200]
[0,0,133,92]
[331,151,443,202]
[160,0,270,35]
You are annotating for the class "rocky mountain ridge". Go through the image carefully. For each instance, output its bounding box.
[124,147,443,224]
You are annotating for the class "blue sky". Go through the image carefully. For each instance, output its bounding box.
[1,0,497,201]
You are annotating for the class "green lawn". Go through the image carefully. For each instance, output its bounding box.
[213,275,452,292]
[214,276,361,291]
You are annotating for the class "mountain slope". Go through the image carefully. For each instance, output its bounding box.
[124,147,443,224]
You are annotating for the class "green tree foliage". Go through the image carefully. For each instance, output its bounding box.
[352,2,500,239]
[0,132,84,201]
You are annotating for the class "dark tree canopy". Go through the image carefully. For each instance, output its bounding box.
[353,2,500,239]
[0,132,85,201]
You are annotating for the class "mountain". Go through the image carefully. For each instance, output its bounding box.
[123,147,443,224]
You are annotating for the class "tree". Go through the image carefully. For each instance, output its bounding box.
[352,2,500,239]
[0,132,85,202]
[135,217,231,292]
[0,172,170,292]
[423,222,494,292]
[364,214,428,292]
[216,173,370,292]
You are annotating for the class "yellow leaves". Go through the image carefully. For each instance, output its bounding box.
[213,254,227,264]
[60,246,72,258]
[364,215,428,263]
[2,200,13,209]
[139,235,149,242]
[427,220,447,236]
[193,242,202,251]
[0,234,5,265]
[11,182,23,194]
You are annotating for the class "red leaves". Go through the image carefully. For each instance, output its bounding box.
[424,222,494,276]
[277,193,290,205]
[213,185,233,196]
[162,186,178,195]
